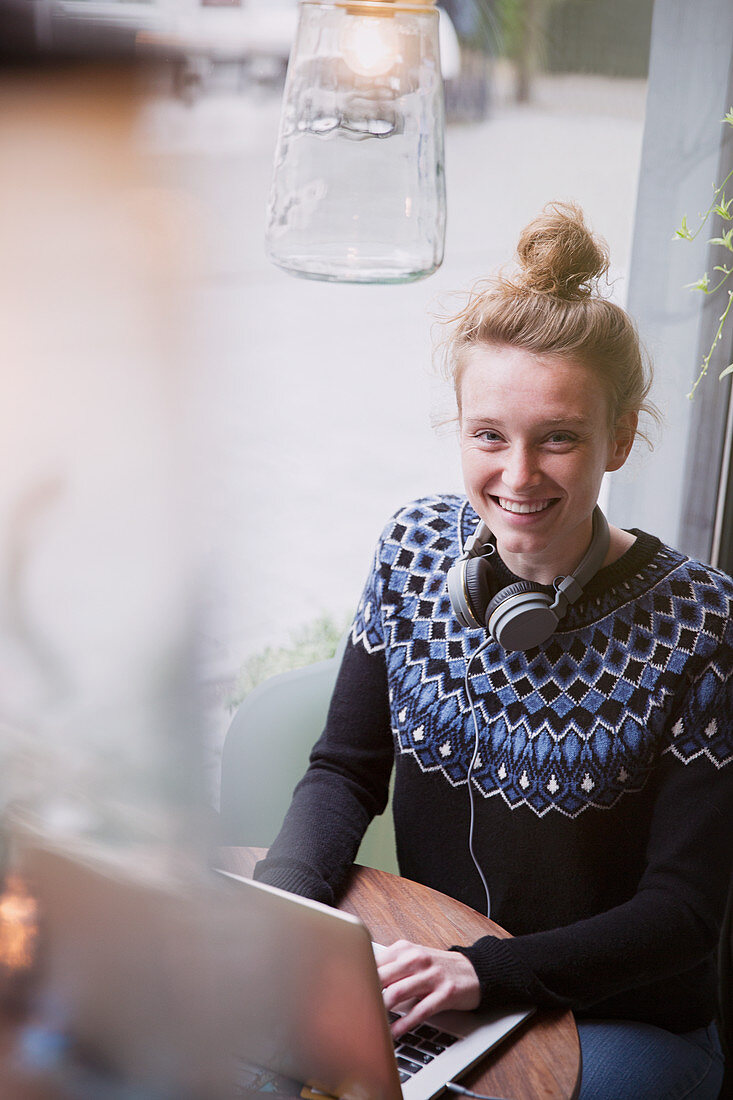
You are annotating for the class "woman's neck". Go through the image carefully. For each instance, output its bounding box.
[496,525,636,585]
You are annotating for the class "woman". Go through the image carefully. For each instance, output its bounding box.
[254,203,731,1098]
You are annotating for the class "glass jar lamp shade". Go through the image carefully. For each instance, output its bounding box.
[265,0,446,284]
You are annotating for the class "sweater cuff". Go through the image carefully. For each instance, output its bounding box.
[451,935,567,1011]
[252,857,335,906]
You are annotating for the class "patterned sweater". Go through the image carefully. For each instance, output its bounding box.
[255,496,733,1033]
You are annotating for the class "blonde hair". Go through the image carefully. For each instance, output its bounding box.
[443,202,657,443]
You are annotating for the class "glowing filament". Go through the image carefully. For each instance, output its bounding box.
[0,874,39,971]
[341,16,398,78]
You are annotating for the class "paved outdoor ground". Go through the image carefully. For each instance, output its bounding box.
[142,64,648,784]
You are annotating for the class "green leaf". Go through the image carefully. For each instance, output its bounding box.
[674,215,693,241]
[710,228,733,249]
[713,193,733,220]
[723,108,733,126]
[686,273,710,292]
[719,363,733,380]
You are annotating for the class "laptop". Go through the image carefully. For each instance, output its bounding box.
[19,841,531,1099]
[217,870,533,1100]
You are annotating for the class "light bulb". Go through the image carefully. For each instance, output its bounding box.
[265,0,446,283]
[341,15,398,78]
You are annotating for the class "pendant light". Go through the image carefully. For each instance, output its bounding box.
[265,0,446,284]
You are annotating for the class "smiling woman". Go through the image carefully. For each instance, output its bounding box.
[444,202,654,585]
[254,203,732,1099]
[458,345,634,583]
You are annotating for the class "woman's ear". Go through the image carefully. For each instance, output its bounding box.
[606,412,638,472]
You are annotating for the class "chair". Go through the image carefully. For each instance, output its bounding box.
[218,637,399,875]
[719,878,733,1098]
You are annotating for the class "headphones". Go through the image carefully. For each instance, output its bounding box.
[447,506,610,651]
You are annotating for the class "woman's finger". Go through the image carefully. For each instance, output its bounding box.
[391,987,449,1038]
[376,942,481,1037]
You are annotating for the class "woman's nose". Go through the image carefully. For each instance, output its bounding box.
[501,445,540,493]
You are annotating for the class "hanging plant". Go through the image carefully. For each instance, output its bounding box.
[675,107,733,399]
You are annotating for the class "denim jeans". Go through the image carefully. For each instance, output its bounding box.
[577,1019,724,1100]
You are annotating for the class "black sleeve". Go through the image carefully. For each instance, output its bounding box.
[453,675,733,1016]
[253,635,394,905]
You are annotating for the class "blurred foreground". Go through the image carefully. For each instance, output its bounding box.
[0,15,648,1091]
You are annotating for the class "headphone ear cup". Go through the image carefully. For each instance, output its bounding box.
[464,556,495,628]
[485,581,558,651]
[484,581,539,626]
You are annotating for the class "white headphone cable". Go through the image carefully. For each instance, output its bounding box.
[464,635,493,920]
[445,1083,506,1100]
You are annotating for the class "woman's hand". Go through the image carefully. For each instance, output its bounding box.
[377,939,481,1039]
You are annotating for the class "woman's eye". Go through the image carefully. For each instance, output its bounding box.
[477,430,502,444]
[546,432,575,446]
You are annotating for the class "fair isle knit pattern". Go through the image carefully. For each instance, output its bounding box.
[256,494,733,1030]
[350,495,733,819]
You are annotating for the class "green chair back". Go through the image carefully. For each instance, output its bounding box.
[218,646,398,876]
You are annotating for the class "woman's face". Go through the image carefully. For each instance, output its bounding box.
[458,343,634,583]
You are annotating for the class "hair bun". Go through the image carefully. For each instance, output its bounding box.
[515,201,609,300]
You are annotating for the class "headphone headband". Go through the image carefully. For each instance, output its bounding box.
[550,506,610,616]
[464,522,493,558]
[448,506,610,650]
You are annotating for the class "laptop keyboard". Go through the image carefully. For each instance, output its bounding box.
[388,1014,459,1084]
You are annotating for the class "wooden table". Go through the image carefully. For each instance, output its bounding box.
[219,847,581,1100]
